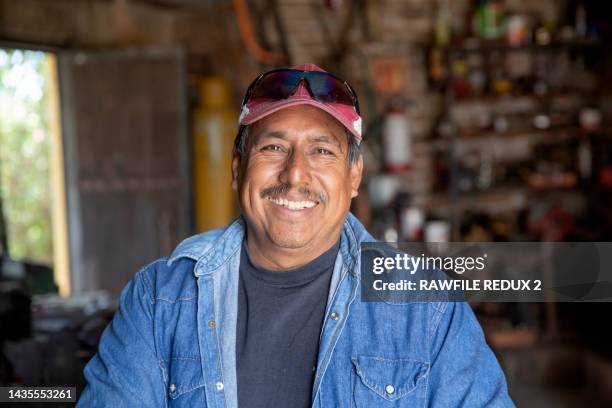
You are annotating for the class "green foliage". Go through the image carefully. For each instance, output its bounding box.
[0,49,53,265]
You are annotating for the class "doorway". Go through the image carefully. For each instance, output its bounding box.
[0,48,69,296]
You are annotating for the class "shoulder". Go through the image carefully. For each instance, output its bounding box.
[166,223,233,265]
[134,257,197,305]
[136,220,241,303]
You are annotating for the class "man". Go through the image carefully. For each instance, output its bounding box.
[78,64,514,407]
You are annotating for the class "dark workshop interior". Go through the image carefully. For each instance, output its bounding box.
[2,0,612,406]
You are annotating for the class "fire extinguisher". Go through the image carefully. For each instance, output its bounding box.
[382,97,412,173]
[192,77,237,232]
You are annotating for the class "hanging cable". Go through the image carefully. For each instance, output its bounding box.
[233,0,286,65]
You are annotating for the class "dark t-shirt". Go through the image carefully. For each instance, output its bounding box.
[236,240,339,408]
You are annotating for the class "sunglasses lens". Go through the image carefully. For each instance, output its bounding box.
[306,72,355,107]
[250,71,300,100]
[246,69,358,114]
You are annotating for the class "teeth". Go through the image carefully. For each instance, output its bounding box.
[268,197,317,210]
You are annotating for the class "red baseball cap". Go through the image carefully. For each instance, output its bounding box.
[238,63,362,143]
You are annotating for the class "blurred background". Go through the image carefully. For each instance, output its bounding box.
[1,0,612,406]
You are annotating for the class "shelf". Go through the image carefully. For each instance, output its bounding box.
[485,327,541,349]
[422,36,607,227]
[451,92,586,107]
[429,187,528,215]
[429,185,612,215]
[445,39,602,55]
[433,184,607,199]
[430,126,583,151]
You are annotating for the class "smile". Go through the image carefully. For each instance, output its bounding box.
[267,197,318,210]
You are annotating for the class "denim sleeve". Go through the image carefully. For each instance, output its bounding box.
[428,302,515,407]
[78,268,166,407]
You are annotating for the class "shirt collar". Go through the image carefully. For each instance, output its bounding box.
[167,213,370,277]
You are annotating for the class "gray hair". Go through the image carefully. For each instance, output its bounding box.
[233,125,361,166]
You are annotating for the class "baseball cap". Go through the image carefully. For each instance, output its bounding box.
[238,63,362,142]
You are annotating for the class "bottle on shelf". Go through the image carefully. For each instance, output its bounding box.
[472,0,507,40]
[382,97,413,173]
[577,107,601,186]
[434,0,452,47]
[394,192,425,242]
[574,2,587,39]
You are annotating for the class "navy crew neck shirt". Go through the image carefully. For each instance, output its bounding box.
[236,240,340,408]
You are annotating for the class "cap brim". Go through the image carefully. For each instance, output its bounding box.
[241,98,362,143]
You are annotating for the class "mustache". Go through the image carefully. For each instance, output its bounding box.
[260,183,327,204]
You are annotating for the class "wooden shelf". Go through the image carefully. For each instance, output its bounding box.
[428,185,612,215]
[429,187,528,215]
[445,39,602,55]
[420,38,606,231]
[430,126,582,151]
[451,92,586,107]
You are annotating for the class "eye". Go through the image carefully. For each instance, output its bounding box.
[261,144,285,152]
[316,148,333,155]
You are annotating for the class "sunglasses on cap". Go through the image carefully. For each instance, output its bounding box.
[241,68,361,115]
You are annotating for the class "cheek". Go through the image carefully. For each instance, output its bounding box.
[240,161,282,206]
[242,161,277,189]
[317,170,353,204]
[246,157,284,180]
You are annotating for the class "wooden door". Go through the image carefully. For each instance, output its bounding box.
[58,48,190,295]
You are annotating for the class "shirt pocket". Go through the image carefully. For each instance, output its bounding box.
[351,356,429,408]
[165,357,207,406]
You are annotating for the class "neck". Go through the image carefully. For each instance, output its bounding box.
[245,230,341,271]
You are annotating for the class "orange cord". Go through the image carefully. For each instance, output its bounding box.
[233,0,286,65]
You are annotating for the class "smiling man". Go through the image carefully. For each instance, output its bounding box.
[78,64,514,407]
[234,104,361,269]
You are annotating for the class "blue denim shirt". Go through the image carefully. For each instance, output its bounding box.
[78,214,515,407]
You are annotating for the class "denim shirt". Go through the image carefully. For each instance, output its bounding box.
[78,213,515,407]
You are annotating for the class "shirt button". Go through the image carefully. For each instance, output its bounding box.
[208,320,216,328]
[386,384,395,394]
[169,383,176,392]
[215,382,224,391]
[330,312,340,321]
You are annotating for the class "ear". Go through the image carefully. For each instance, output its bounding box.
[349,155,363,198]
[231,152,241,191]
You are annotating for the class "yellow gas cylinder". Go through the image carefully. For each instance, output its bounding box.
[192,77,237,232]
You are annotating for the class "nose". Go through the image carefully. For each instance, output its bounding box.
[280,149,312,186]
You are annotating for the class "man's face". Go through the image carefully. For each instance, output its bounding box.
[232,105,362,256]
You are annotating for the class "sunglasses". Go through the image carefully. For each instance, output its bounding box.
[241,68,360,115]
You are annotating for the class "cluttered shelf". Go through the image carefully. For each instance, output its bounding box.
[429,184,612,212]
[449,91,588,106]
[430,126,588,151]
[363,0,612,246]
[443,38,602,55]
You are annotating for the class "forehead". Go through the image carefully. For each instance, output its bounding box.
[250,105,347,145]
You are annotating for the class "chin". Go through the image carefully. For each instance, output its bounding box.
[267,227,313,249]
